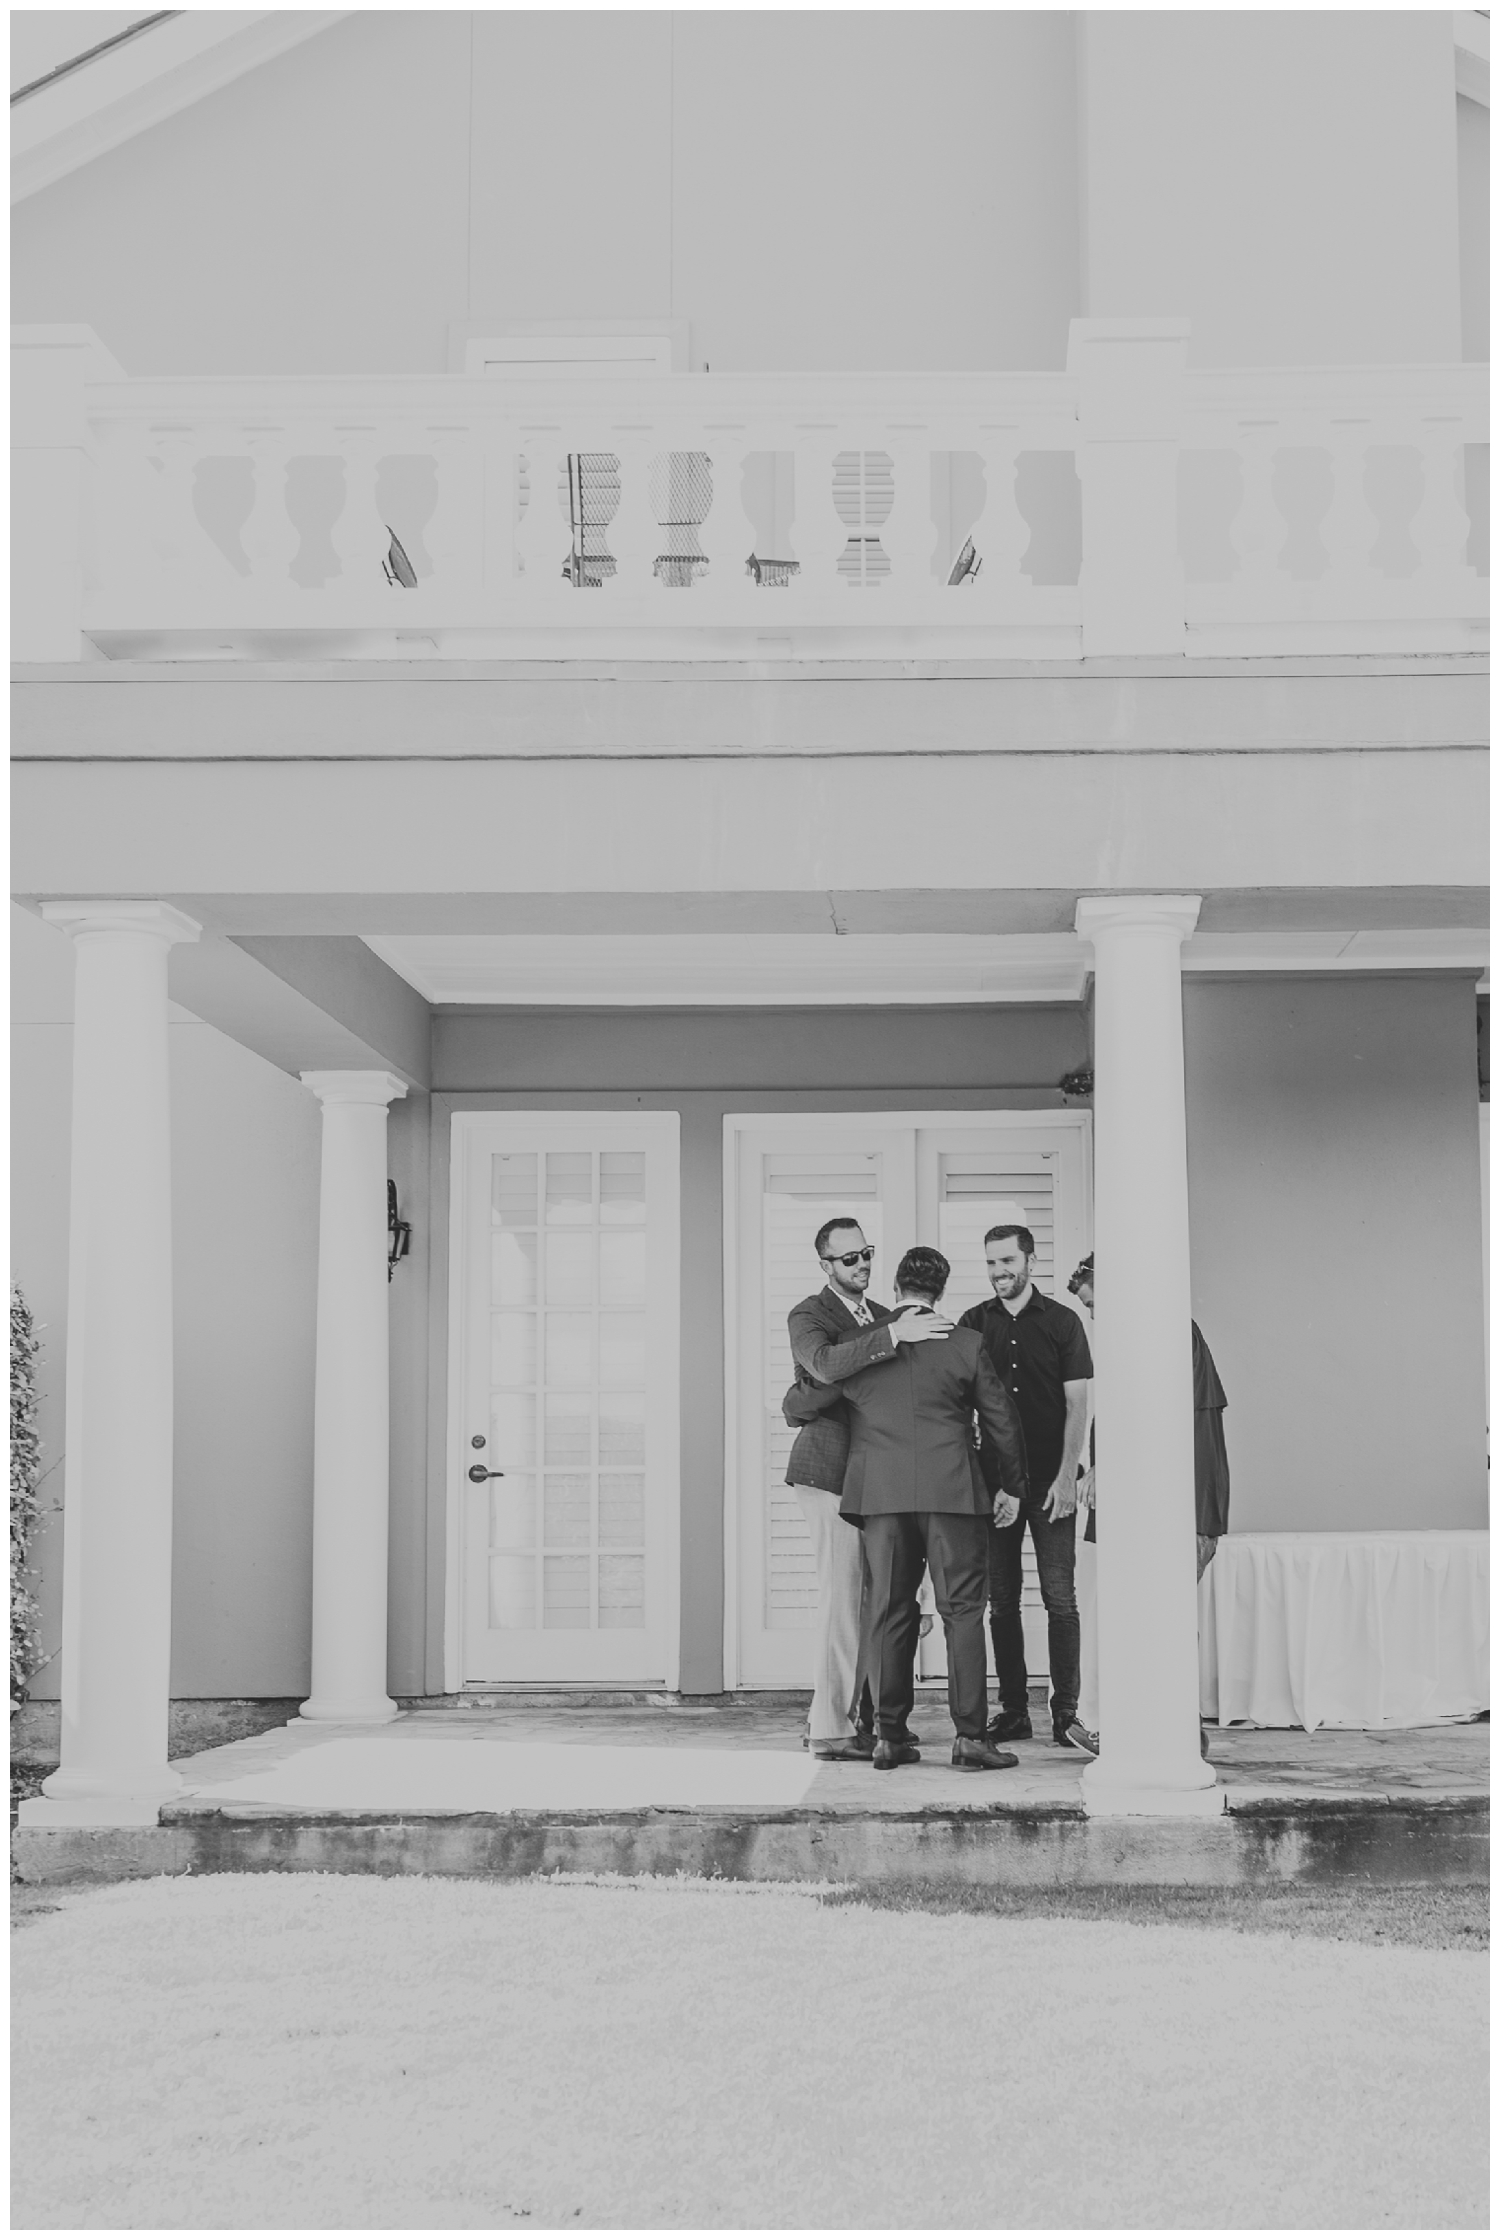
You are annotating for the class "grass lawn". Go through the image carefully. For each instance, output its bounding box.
[12,1872,1489,2230]
[823,1876,1490,1948]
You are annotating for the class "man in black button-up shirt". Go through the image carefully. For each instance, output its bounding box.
[959,1220,1093,1746]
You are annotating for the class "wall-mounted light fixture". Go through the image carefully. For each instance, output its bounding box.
[387,1180,411,1281]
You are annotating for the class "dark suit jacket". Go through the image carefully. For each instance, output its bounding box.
[782,1288,896,1494]
[837,1323,1030,1521]
[1192,1323,1231,1537]
[1081,1320,1229,1543]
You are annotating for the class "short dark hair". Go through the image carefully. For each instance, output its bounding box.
[984,1223,1036,1258]
[815,1216,864,1260]
[895,1245,950,1302]
[1067,1252,1094,1295]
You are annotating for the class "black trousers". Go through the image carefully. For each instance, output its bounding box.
[988,1495,1080,1722]
[862,1510,990,1742]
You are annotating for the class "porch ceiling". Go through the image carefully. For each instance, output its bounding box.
[362,923,1490,1008]
[137,885,1494,941]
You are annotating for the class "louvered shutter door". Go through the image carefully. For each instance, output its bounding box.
[761,1156,885,1631]
[935,1158,1058,1320]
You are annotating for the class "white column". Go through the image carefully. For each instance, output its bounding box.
[1075,895,1221,1817]
[21,900,200,1828]
[297,1070,408,1723]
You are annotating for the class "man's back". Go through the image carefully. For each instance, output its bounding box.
[841,1327,1025,1518]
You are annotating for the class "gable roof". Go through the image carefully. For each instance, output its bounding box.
[12,9,346,202]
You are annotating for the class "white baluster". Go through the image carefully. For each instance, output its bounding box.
[693,427,749,612]
[329,427,390,597]
[421,424,483,617]
[513,427,570,606]
[606,428,658,600]
[144,424,203,599]
[239,426,300,595]
[737,421,796,605]
[790,429,849,614]
[1410,419,1475,594]
[970,429,1029,606]
[1226,421,1286,597]
[877,432,938,611]
[1321,421,1381,594]
[477,416,519,614]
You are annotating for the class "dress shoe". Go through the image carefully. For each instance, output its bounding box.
[812,1737,873,1762]
[1064,1720,1099,1757]
[952,1737,1020,1772]
[871,1738,921,1771]
[986,1708,1033,1744]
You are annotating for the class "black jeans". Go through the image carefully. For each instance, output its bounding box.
[863,1511,990,1742]
[988,1494,1080,1722]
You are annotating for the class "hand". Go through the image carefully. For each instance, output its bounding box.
[1076,1466,1095,1512]
[992,1491,1020,1529]
[1043,1472,1077,1522]
[892,1304,955,1343]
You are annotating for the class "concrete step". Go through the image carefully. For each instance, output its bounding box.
[12,1793,1487,1890]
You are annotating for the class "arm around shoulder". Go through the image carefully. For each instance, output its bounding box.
[788,1299,898,1385]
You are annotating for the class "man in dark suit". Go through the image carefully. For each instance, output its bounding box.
[783,1217,953,1761]
[838,1245,1031,1772]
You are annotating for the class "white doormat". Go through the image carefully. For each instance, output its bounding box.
[188,1736,820,1814]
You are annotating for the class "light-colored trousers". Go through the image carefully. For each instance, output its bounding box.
[1076,1535,1099,1730]
[794,1486,865,1742]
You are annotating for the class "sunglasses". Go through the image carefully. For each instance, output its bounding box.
[825,1246,875,1268]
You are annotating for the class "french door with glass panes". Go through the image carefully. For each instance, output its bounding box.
[451,1113,679,1685]
[727,1112,1091,1689]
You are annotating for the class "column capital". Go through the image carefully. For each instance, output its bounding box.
[40,899,201,946]
[1076,895,1202,943]
[300,1069,409,1108]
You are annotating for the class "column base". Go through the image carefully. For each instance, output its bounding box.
[1081,1770,1225,1819]
[294,1697,399,1725]
[18,1785,178,1829]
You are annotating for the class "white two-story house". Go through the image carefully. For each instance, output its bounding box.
[12,9,1488,1825]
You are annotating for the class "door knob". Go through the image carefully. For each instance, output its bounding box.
[468,1464,505,1483]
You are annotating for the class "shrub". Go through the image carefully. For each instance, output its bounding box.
[10,1284,48,1708]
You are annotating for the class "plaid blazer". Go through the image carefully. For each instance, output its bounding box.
[781,1289,897,1494]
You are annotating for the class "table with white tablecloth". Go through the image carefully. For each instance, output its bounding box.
[1197,1530,1489,1732]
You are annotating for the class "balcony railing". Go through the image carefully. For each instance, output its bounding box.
[13,321,1488,662]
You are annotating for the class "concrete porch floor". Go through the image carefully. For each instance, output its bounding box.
[13,1696,1487,1891]
[161,1693,1491,1815]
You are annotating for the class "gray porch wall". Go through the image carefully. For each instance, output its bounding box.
[1184,975,1488,1536]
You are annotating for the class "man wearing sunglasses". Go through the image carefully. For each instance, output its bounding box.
[783,1218,957,1761]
